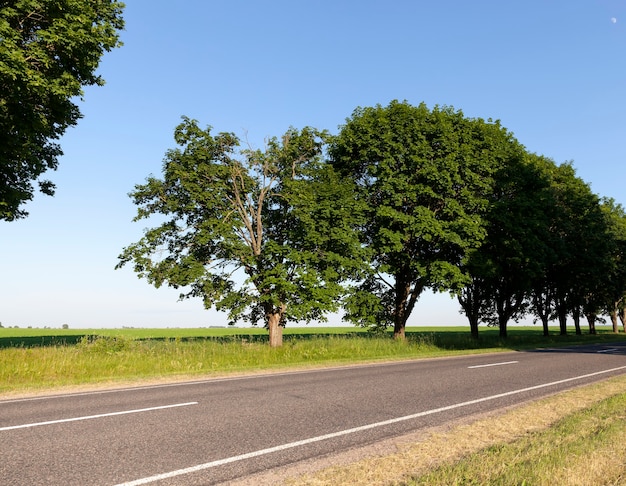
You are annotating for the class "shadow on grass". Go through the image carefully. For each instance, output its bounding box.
[413,329,626,353]
[0,335,89,348]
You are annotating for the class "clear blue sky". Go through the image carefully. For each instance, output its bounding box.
[2,0,625,329]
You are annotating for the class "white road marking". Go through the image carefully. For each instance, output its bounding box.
[115,365,626,485]
[468,360,519,369]
[597,348,618,354]
[0,402,198,432]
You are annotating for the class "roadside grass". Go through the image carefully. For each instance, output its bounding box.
[284,375,626,486]
[0,333,438,394]
[0,325,624,395]
[407,390,626,486]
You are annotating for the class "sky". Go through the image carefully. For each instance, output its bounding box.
[2,0,625,329]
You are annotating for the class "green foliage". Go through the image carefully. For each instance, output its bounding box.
[330,100,520,336]
[77,334,135,353]
[532,162,612,335]
[458,152,553,337]
[118,118,365,345]
[599,199,626,324]
[0,0,125,220]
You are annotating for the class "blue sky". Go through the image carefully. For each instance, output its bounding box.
[2,0,625,329]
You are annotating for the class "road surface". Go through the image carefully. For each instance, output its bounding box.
[1,342,625,485]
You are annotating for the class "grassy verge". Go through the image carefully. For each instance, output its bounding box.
[0,326,624,396]
[283,375,626,486]
[409,391,626,485]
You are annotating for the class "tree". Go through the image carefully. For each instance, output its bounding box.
[329,100,518,339]
[550,164,609,335]
[117,118,364,347]
[0,0,125,220]
[530,162,610,336]
[598,198,626,333]
[459,151,551,339]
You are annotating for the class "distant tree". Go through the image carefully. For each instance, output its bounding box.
[117,118,365,347]
[0,0,125,220]
[329,100,518,339]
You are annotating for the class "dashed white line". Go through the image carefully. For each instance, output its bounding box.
[0,402,198,432]
[468,360,519,369]
[115,365,626,485]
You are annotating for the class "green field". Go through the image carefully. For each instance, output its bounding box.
[0,325,624,395]
[0,323,623,342]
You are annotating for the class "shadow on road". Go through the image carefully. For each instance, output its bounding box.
[524,342,626,356]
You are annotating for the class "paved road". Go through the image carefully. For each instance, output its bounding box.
[1,342,625,485]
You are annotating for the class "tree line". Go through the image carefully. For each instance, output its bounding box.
[116,101,626,346]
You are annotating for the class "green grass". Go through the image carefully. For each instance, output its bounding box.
[0,325,624,395]
[405,391,626,485]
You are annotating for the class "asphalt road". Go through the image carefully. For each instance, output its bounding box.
[1,342,625,485]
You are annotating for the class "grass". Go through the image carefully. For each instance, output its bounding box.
[405,393,626,486]
[0,325,624,396]
[406,385,626,485]
[0,332,438,394]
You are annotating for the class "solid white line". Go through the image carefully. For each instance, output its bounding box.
[0,402,198,432]
[115,365,626,486]
[597,348,618,354]
[468,360,519,369]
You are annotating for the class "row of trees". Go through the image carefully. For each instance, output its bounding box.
[117,101,626,346]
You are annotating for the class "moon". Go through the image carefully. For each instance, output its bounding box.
[611,17,617,23]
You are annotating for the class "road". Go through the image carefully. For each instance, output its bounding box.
[1,342,625,485]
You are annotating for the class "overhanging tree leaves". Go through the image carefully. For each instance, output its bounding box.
[117,118,365,347]
[329,100,518,339]
[0,0,125,220]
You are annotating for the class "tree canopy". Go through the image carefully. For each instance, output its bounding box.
[0,0,125,220]
[118,101,626,343]
[117,118,365,347]
[458,152,552,338]
[329,100,522,339]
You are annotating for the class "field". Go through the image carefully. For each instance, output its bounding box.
[0,325,624,395]
[2,325,625,484]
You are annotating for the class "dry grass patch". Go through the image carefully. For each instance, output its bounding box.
[261,375,626,486]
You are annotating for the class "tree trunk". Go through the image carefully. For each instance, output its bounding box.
[457,288,481,340]
[556,302,568,335]
[585,312,597,335]
[619,307,626,332]
[498,314,508,339]
[533,289,552,337]
[393,277,411,340]
[393,319,406,340]
[610,308,620,333]
[572,307,581,335]
[267,312,284,347]
[495,293,513,339]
